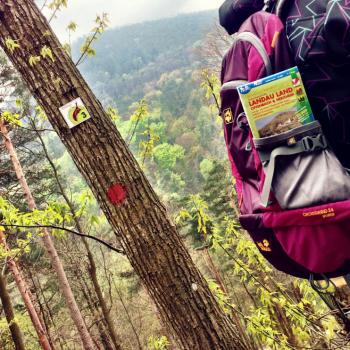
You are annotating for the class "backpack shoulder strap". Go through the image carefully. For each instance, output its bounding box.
[263,0,274,12]
[232,32,273,76]
[262,0,291,17]
[275,0,289,17]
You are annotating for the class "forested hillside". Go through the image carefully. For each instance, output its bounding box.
[74,11,217,113]
[0,2,349,350]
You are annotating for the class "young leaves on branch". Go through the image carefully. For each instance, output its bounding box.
[0,111,22,127]
[64,21,77,55]
[76,13,109,66]
[199,69,221,116]
[147,335,170,350]
[40,45,55,62]
[106,106,120,124]
[47,0,68,22]
[28,56,41,67]
[5,38,20,53]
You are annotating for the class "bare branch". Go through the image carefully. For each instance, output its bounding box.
[1,223,124,255]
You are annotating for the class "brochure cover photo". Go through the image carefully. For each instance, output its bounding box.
[238,67,314,138]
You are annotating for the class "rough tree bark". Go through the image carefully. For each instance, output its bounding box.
[0,269,25,350]
[0,230,52,350]
[0,122,96,349]
[0,2,246,349]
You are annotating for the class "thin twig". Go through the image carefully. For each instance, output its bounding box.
[1,223,124,254]
[75,29,99,66]
[48,6,60,24]
[40,0,49,11]
[18,125,54,133]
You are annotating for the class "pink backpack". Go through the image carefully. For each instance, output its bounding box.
[220,10,350,278]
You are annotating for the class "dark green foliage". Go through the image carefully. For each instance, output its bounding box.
[175,160,234,246]
[0,128,60,209]
[202,160,236,223]
[0,53,59,210]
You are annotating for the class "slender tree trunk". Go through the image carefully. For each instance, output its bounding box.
[66,246,113,350]
[84,239,122,350]
[75,271,112,350]
[0,122,96,349]
[0,230,52,350]
[0,270,26,350]
[100,249,143,350]
[203,248,228,294]
[113,281,143,350]
[30,270,67,350]
[0,2,246,348]
[32,278,56,349]
[271,304,299,347]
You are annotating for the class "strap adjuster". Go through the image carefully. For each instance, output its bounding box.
[301,134,327,152]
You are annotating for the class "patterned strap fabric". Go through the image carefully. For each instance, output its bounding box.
[325,0,350,55]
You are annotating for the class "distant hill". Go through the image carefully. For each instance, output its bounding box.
[73,10,218,114]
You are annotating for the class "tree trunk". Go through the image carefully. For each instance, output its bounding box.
[203,248,228,294]
[66,245,114,350]
[0,270,26,350]
[0,230,52,350]
[113,282,143,350]
[75,270,112,350]
[84,239,122,350]
[29,270,67,350]
[0,2,246,348]
[0,122,96,349]
[32,278,56,349]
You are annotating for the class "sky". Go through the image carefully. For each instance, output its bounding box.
[39,0,223,42]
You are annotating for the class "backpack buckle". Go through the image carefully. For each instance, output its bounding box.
[301,134,327,152]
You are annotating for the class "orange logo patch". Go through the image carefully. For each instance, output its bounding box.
[257,239,272,252]
[223,108,234,124]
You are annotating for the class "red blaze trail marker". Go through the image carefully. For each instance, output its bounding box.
[107,184,127,205]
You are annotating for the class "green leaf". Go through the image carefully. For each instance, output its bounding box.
[35,105,48,120]
[106,106,120,123]
[5,38,20,53]
[67,21,77,32]
[62,43,71,56]
[174,208,191,225]
[1,111,22,127]
[29,55,41,66]
[147,335,170,350]
[89,215,100,226]
[15,98,23,108]
[40,45,55,62]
